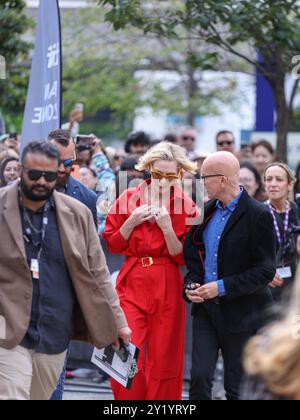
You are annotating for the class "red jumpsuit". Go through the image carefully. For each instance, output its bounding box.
[103,180,198,400]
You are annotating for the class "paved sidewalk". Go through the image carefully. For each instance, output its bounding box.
[63,377,225,400]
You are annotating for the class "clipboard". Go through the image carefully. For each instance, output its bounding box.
[91,343,140,390]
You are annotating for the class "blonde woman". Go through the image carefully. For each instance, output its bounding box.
[103,142,199,400]
[243,269,300,400]
[264,163,300,300]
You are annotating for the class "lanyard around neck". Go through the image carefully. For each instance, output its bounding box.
[268,200,290,256]
[19,192,51,260]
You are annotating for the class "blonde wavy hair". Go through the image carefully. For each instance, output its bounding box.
[244,270,300,399]
[135,141,197,174]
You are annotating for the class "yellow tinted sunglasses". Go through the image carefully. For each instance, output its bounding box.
[150,167,184,181]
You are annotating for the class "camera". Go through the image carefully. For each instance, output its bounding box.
[282,225,300,256]
[289,225,300,235]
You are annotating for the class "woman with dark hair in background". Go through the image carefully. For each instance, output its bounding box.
[0,156,20,188]
[252,140,275,177]
[125,131,151,156]
[239,161,268,202]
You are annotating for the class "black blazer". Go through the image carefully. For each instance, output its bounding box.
[184,190,277,332]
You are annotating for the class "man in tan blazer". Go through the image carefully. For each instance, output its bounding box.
[0,141,131,400]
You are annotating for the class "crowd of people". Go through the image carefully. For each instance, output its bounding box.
[0,125,300,401]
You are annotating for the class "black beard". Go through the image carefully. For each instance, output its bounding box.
[55,173,70,189]
[20,176,54,202]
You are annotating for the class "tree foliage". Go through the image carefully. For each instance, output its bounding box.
[63,1,239,138]
[99,0,300,160]
[0,0,32,122]
[61,4,150,139]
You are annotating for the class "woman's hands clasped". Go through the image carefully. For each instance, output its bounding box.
[128,205,173,233]
[128,205,155,228]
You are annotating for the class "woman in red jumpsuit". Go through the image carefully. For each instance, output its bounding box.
[103,142,199,400]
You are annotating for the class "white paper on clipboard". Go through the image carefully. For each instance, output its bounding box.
[91,343,139,390]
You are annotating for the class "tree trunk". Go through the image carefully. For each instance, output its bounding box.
[273,78,290,162]
[186,66,197,127]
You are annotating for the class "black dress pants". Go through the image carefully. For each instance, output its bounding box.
[190,301,255,401]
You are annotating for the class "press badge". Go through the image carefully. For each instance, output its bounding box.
[276,266,292,279]
[31,259,40,280]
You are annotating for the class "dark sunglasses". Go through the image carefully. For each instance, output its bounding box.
[217,140,234,147]
[182,136,196,142]
[23,167,58,182]
[58,158,75,168]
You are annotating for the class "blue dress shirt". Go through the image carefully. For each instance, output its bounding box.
[203,189,243,296]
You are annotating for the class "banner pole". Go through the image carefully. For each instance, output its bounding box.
[57,0,62,128]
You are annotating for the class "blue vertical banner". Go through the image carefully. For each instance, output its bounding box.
[21,0,62,152]
[255,52,275,132]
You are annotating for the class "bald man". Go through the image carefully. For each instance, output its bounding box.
[183,152,276,400]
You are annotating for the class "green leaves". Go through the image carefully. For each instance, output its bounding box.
[0,0,32,61]
[186,52,219,71]
[97,0,300,158]
[99,0,300,76]
[62,4,148,139]
[99,0,142,30]
[0,0,33,123]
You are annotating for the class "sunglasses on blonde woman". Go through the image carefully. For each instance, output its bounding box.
[150,167,184,181]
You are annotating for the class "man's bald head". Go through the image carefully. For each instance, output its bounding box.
[201,152,241,202]
[202,152,240,184]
